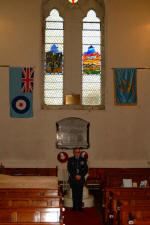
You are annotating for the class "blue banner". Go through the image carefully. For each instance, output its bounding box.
[114,68,137,105]
[9,67,34,118]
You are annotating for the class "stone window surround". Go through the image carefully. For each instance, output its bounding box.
[41,0,105,110]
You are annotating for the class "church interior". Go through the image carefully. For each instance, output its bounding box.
[0,0,150,224]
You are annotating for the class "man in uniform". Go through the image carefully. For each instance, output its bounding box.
[67,148,88,211]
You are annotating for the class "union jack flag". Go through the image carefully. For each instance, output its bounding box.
[21,67,34,93]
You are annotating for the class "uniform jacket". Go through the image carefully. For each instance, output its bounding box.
[67,156,88,186]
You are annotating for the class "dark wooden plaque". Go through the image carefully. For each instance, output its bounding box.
[56,117,90,149]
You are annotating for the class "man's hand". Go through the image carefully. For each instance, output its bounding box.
[75,175,81,180]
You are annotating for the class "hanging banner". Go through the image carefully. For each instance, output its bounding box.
[114,68,137,105]
[9,67,34,118]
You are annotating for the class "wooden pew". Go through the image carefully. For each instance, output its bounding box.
[133,222,150,225]
[0,188,60,197]
[122,211,150,225]
[103,169,150,188]
[104,187,150,225]
[0,197,62,208]
[0,187,60,195]
[0,188,62,208]
[0,208,64,223]
[101,169,150,225]
[0,224,62,225]
[0,181,64,224]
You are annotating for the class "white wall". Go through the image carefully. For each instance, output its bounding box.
[0,0,150,168]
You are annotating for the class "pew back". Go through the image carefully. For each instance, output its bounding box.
[104,187,150,225]
[0,187,64,224]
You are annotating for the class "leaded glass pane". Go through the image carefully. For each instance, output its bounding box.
[82,97,101,105]
[82,75,100,83]
[44,9,64,105]
[82,10,101,105]
[44,82,63,90]
[46,22,63,29]
[45,74,63,82]
[82,37,100,45]
[83,10,100,22]
[46,36,63,44]
[83,23,100,30]
[45,90,63,98]
[45,30,63,39]
[83,30,101,37]
[82,82,101,90]
[46,10,63,22]
[44,97,63,105]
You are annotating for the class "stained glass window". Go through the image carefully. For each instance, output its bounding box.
[44,9,64,105]
[82,10,101,105]
[68,0,78,3]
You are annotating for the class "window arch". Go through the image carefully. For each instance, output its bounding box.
[82,10,102,105]
[44,9,64,105]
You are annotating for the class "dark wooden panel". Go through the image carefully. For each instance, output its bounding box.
[3,168,57,176]
[0,198,61,208]
[0,208,62,223]
[87,168,150,187]
[0,223,62,225]
[0,188,59,197]
[104,187,150,225]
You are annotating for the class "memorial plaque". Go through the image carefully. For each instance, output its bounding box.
[56,117,90,149]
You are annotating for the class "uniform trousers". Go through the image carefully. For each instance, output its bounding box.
[71,181,83,209]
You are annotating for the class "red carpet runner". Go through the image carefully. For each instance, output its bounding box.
[64,207,103,225]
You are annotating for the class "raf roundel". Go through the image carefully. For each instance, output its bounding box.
[12,96,30,114]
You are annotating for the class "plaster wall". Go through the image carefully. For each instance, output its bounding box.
[0,0,150,168]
